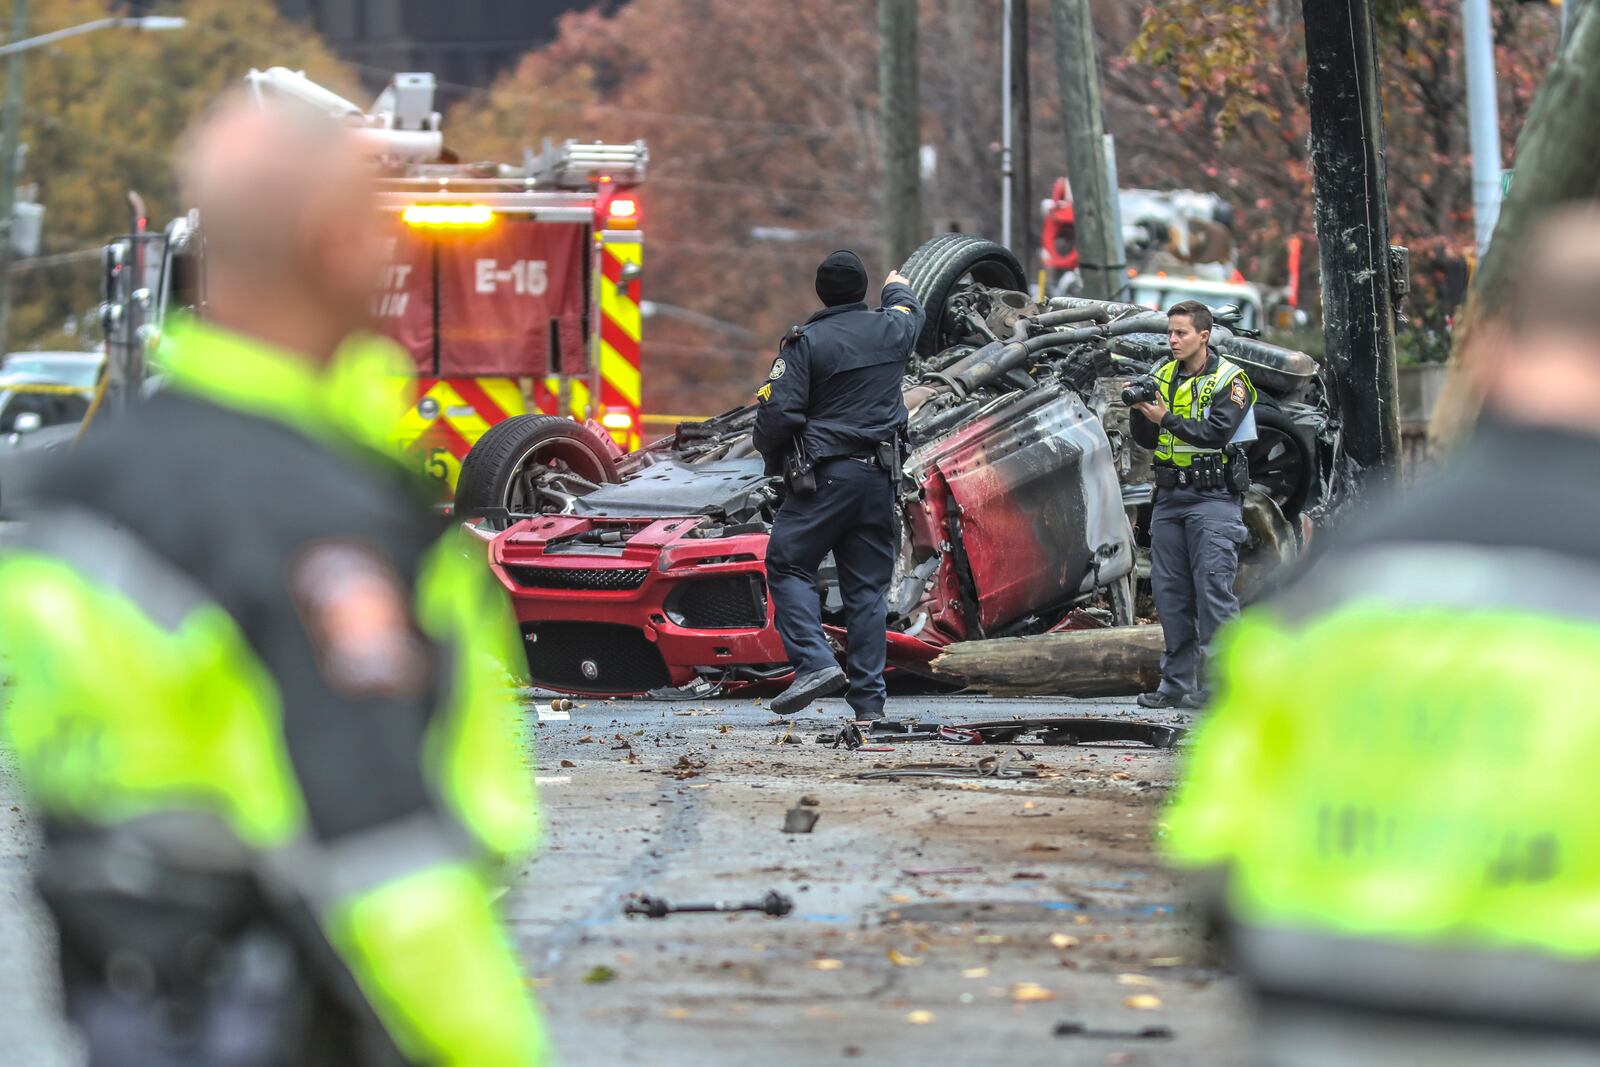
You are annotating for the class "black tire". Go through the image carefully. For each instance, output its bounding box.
[898,234,1028,356]
[454,415,620,517]
[1246,400,1314,519]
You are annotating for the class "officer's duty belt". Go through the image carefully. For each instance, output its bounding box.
[1153,465,1201,489]
[819,449,888,469]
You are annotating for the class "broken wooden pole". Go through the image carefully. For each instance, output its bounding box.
[1301,0,1402,482]
[930,624,1164,696]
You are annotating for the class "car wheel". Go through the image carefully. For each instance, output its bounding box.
[455,415,620,517]
[899,234,1028,357]
[1246,401,1314,519]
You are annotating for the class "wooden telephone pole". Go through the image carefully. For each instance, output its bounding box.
[1050,0,1122,301]
[1301,0,1403,477]
[878,0,922,271]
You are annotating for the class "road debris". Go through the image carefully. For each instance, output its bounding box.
[1010,981,1057,1003]
[1122,994,1163,1011]
[902,866,983,877]
[622,890,794,920]
[856,754,1042,781]
[669,755,707,780]
[782,806,820,833]
[1053,1022,1174,1040]
[816,724,864,749]
[583,965,619,984]
[825,717,1184,750]
[941,718,1183,749]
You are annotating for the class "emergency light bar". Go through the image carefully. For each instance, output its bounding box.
[402,204,495,228]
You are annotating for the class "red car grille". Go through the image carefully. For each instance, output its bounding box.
[506,565,649,591]
[522,622,670,693]
[664,576,768,629]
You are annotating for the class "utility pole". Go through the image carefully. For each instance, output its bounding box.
[878,0,921,271]
[1462,0,1503,253]
[0,0,29,356]
[1301,0,1403,478]
[1003,0,1033,274]
[1051,0,1122,300]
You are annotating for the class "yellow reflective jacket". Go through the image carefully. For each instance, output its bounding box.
[0,318,547,1065]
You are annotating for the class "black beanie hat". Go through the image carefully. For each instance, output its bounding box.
[816,249,869,307]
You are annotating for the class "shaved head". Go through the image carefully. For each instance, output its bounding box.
[1477,199,1600,433]
[1507,202,1600,340]
[177,92,386,360]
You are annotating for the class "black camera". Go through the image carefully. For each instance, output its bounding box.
[1122,375,1161,406]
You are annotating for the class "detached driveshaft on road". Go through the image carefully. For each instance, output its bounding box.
[623,891,795,919]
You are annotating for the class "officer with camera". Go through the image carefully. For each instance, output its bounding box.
[1126,299,1257,709]
[752,250,924,720]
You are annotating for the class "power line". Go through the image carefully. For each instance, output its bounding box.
[113,3,858,140]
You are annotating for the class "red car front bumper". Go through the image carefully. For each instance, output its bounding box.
[488,513,792,694]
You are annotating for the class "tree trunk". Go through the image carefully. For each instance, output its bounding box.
[930,624,1164,696]
[1430,1,1600,447]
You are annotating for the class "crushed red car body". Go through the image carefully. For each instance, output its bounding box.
[464,235,1341,696]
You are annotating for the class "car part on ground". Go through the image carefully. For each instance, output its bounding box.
[622,891,794,919]
[464,233,1345,696]
[826,716,1184,750]
[856,754,1043,781]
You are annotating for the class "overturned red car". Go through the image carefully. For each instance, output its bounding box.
[457,235,1340,696]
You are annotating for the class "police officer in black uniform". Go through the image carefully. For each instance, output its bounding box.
[754,251,924,719]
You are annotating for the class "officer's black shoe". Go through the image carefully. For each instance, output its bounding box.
[851,708,885,723]
[1136,690,1186,710]
[770,667,848,715]
[1179,690,1210,710]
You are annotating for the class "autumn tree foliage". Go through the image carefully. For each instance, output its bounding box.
[444,0,1561,416]
[1125,0,1559,352]
[5,1,1565,409]
[4,0,354,349]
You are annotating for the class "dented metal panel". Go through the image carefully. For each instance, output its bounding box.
[915,385,1133,632]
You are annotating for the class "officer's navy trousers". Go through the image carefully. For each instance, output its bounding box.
[766,456,896,717]
[1149,485,1248,696]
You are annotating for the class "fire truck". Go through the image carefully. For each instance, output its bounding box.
[98,68,647,490]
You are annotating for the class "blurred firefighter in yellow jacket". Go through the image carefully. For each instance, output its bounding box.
[1165,201,1600,1066]
[0,95,547,1065]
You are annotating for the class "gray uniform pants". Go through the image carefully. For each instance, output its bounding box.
[1149,486,1247,696]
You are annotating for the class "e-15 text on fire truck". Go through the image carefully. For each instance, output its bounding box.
[99,67,648,493]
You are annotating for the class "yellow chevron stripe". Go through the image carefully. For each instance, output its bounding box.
[430,379,493,444]
[568,378,591,418]
[478,377,528,418]
[599,284,641,345]
[541,376,592,420]
[599,340,642,407]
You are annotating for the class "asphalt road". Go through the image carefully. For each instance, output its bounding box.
[0,691,1251,1066]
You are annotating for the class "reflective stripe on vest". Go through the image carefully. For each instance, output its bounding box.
[1151,356,1252,466]
[1163,542,1600,960]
